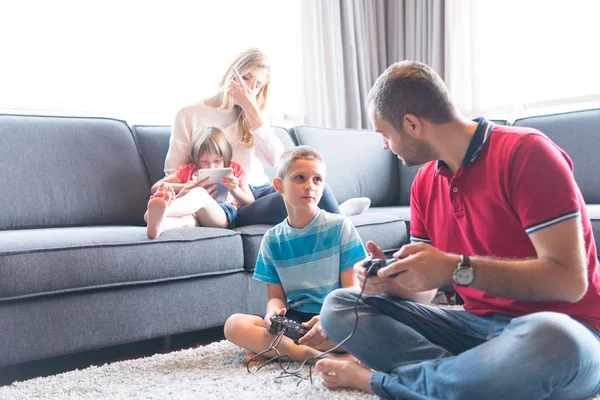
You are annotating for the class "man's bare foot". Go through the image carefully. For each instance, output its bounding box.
[328,351,361,364]
[315,359,375,394]
[146,191,173,239]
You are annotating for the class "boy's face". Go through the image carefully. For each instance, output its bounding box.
[274,158,326,214]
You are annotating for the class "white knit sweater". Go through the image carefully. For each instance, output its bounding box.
[164,103,285,186]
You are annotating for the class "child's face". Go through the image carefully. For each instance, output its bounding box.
[197,153,225,169]
[275,158,326,214]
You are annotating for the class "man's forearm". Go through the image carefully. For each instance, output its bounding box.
[467,256,587,302]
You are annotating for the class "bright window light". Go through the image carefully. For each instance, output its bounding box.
[0,0,303,125]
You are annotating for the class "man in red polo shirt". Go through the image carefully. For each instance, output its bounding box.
[315,61,600,399]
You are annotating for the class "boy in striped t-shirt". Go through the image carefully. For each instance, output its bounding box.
[224,146,367,363]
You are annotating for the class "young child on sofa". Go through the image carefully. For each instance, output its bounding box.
[224,146,367,363]
[145,126,254,238]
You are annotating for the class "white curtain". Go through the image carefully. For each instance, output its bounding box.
[445,0,600,121]
[301,0,445,129]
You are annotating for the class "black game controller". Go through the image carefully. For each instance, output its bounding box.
[364,258,401,278]
[269,315,310,345]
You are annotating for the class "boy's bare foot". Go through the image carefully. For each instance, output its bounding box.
[315,359,375,394]
[245,352,269,363]
[146,191,173,239]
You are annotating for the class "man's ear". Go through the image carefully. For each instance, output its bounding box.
[273,177,284,194]
[403,114,422,137]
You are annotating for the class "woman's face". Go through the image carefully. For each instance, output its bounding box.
[241,67,269,97]
[197,152,225,170]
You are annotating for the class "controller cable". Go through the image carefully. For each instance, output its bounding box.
[246,259,384,385]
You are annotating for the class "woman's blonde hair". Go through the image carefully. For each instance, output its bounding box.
[191,127,233,167]
[219,48,271,148]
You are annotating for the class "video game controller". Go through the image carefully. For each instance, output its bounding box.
[363,258,401,278]
[268,315,310,345]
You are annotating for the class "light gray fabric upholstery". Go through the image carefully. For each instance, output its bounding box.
[0,115,150,229]
[132,125,171,184]
[513,109,600,203]
[399,164,421,206]
[292,126,400,206]
[366,206,412,221]
[0,226,243,301]
[0,275,249,366]
[348,212,407,253]
[234,224,273,271]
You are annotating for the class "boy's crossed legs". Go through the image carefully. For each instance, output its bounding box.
[224,313,357,365]
[146,182,228,238]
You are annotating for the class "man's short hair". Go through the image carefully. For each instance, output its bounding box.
[367,61,456,131]
[276,146,325,180]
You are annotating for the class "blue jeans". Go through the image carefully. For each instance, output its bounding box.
[320,288,600,400]
[234,183,340,227]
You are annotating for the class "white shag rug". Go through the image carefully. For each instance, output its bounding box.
[0,340,377,400]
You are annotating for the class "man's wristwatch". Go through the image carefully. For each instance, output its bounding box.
[453,255,474,286]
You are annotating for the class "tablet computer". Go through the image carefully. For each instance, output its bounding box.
[193,167,233,203]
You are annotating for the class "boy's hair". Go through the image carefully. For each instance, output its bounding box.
[367,61,456,131]
[276,146,325,180]
[190,127,232,167]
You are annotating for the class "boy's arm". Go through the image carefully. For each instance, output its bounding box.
[264,284,287,328]
[340,268,358,289]
[266,284,287,315]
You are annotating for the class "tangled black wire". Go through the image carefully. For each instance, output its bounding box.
[246,260,379,385]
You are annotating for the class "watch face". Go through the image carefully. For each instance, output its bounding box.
[454,267,474,286]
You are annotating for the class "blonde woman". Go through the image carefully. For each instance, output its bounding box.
[165,48,368,227]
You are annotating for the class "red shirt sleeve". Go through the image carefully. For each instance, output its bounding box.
[230,162,247,188]
[508,133,581,234]
[174,163,197,183]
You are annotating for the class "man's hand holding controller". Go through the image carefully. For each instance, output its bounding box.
[356,240,407,295]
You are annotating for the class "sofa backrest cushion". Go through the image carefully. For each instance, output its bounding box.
[0,114,150,229]
[132,125,295,183]
[513,109,600,203]
[132,125,171,185]
[399,165,421,205]
[291,126,400,206]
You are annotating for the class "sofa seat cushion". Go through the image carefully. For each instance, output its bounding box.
[234,213,407,271]
[0,226,244,301]
[366,206,412,221]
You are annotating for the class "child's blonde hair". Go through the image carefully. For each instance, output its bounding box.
[276,146,325,180]
[191,127,233,167]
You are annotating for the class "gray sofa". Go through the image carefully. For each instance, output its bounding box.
[0,114,406,368]
[1,108,599,369]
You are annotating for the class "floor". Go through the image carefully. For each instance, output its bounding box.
[0,326,225,387]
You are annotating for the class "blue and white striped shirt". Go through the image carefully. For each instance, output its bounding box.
[253,209,367,314]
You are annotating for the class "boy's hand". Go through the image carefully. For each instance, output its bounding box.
[297,316,328,348]
[220,174,240,191]
[264,308,286,330]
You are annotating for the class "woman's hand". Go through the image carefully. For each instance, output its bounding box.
[221,174,240,192]
[264,308,286,330]
[227,67,258,112]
